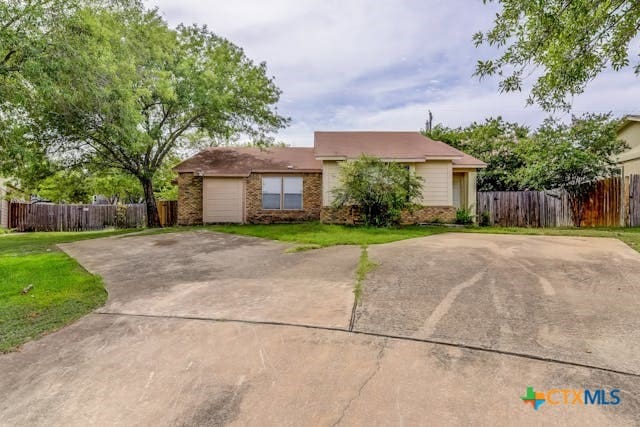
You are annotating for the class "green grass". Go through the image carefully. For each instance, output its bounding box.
[0,229,136,352]
[3,222,639,352]
[354,246,377,302]
[207,222,640,254]
[208,222,450,247]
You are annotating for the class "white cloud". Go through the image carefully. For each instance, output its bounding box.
[145,0,640,146]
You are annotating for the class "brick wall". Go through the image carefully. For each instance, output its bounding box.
[321,205,456,225]
[399,206,456,224]
[177,173,203,225]
[246,173,322,224]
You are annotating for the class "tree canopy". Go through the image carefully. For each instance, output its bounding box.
[474,0,640,111]
[1,1,287,226]
[425,117,529,191]
[516,113,626,224]
[425,113,626,225]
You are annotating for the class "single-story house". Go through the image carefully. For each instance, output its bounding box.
[173,131,486,225]
[617,115,640,177]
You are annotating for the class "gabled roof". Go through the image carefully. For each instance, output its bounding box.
[173,147,322,177]
[618,115,640,132]
[313,131,486,167]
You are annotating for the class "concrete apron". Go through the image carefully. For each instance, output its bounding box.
[1,231,639,425]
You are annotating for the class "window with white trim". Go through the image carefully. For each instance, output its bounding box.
[262,176,303,210]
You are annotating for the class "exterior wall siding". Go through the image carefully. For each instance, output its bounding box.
[622,158,640,177]
[619,122,640,150]
[246,173,322,224]
[177,173,203,225]
[415,161,453,206]
[321,205,456,225]
[322,160,340,206]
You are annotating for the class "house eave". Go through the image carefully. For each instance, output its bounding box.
[453,164,487,169]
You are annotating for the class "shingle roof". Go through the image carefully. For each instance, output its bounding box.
[173,147,322,176]
[174,133,486,176]
[313,131,486,166]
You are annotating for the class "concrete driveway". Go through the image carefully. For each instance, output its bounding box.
[1,231,639,425]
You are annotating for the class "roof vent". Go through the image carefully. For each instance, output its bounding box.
[287,165,294,169]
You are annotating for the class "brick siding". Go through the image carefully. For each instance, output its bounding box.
[246,173,322,224]
[178,170,456,225]
[177,173,203,225]
[321,205,456,225]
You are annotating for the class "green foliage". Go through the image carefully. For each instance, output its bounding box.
[36,170,93,203]
[114,204,128,228]
[331,155,424,227]
[0,229,134,352]
[426,114,625,218]
[354,245,376,302]
[479,211,491,227]
[425,117,529,191]
[207,222,449,247]
[455,208,474,225]
[517,113,626,225]
[474,0,640,110]
[2,1,286,226]
[208,222,640,255]
[88,170,144,204]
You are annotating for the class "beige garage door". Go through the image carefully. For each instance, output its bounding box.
[203,178,244,223]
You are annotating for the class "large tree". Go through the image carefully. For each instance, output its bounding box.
[474,0,640,110]
[3,2,287,226]
[424,117,529,191]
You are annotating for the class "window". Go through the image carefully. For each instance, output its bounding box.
[283,177,303,209]
[262,176,303,210]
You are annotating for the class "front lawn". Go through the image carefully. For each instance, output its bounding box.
[208,222,450,247]
[208,222,640,254]
[0,229,134,352]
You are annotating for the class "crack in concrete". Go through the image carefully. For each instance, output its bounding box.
[332,342,386,427]
[94,311,640,379]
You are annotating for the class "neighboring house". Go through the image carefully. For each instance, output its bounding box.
[0,179,8,228]
[0,178,20,228]
[173,131,486,225]
[617,115,640,177]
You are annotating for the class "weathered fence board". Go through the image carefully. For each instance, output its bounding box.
[477,190,573,227]
[629,174,640,227]
[9,203,146,232]
[157,200,178,227]
[478,175,640,228]
[581,177,622,227]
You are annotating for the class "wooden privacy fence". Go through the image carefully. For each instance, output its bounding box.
[9,203,146,232]
[157,200,177,227]
[478,175,640,227]
[477,190,573,227]
[629,175,640,227]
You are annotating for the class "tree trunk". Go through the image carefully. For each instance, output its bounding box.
[140,176,161,228]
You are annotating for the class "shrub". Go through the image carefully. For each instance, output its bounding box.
[455,208,474,225]
[479,210,491,227]
[332,155,423,227]
[115,205,129,229]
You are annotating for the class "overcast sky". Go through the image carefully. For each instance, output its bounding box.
[145,0,640,146]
